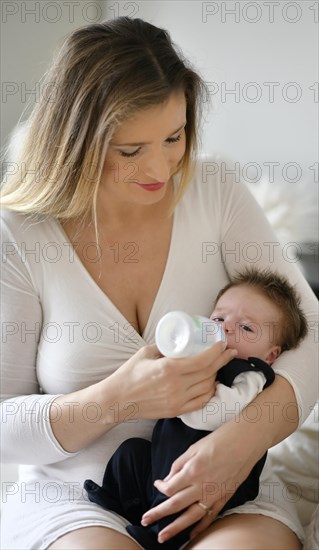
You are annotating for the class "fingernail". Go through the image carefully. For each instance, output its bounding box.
[158,530,169,543]
[141,516,149,526]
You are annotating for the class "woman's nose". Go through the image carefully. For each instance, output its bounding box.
[142,150,171,183]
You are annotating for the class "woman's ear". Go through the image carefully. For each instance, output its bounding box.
[265,346,282,365]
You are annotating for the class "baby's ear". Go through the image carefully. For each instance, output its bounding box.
[266,346,281,365]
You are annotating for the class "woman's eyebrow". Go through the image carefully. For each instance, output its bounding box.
[112,122,187,147]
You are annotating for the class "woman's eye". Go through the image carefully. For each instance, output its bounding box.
[118,132,182,158]
[119,148,140,158]
[166,133,182,144]
[212,317,223,323]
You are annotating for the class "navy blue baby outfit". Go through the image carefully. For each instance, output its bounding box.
[84,357,275,550]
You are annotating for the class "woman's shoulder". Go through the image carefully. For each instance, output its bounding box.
[1,209,58,243]
[184,154,237,194]
[177,154,237,209]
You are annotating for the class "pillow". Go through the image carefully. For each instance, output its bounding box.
[269,402,319,528]
[245,177,318,245]
[303,503,319,550]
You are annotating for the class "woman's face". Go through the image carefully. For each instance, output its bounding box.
[101,91,187,208]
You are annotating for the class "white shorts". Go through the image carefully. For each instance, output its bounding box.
[0,456,307,550]
[219,455,306,542]
[0,482,144,550]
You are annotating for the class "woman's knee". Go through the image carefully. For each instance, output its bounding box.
[46,526,141,549]
[186,514,302,550]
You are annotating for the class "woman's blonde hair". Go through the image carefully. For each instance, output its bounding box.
[1,17,209,233]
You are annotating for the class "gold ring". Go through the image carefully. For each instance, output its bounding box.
[196,501,213,515]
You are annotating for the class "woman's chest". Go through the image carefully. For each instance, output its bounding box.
[64,219,174,336]
[37,212,228,394]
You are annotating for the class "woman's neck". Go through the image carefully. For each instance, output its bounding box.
[96,183,175,230]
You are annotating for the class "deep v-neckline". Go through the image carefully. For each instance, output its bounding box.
[53,208,178,342]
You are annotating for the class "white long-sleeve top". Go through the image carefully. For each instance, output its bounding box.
[180,370,266,430]
[1,157,318,491]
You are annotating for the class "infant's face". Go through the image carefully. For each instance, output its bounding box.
[211,285,282,365]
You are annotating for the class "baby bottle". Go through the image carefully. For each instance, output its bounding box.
[155,311,227,358]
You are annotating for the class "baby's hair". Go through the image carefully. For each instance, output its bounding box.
[215,267,308,351]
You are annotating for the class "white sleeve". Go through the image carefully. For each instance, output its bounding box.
[180,371,266,430]
[211,160,318,426]
[0,213,77,464]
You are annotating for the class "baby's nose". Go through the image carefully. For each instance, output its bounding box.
[223,321,235,334]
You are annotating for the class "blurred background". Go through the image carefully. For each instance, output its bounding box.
[1,0,318,292]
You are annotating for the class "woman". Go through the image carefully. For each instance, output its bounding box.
[1,17,317,550]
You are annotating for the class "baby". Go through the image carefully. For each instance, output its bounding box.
[84,267,308,550]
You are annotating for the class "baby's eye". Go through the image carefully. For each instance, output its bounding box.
[212,317,224,323]
[240,324,253,332]
[119,148,140,158]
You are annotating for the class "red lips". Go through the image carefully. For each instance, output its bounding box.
[136,182,165,191]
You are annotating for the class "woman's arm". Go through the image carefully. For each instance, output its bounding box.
[1,213,76,464]
[141,373,298,543]
[49,342,237,453]
[218,165,318,425]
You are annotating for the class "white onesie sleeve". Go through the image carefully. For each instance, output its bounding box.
[0,213,77,464]
[180,370,266,430]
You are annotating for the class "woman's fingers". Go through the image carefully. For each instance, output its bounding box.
[142,484,198,526]
[162,448,189,482]
[178,342,236,375]
[189,506,220,540]
[141,479,184,526]
[142,487,217,543]
[157,502,214,544]
[118,343,237,420]
[140,429,244,542]
[153,475,184,498]
[138,343,163,359]
[173,345,237,402]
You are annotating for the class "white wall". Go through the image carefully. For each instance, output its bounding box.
[1,0,104,149]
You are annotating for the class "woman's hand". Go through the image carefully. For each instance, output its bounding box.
[49,341,235,453]
[111,343,237,422]
[140,420,256,543]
